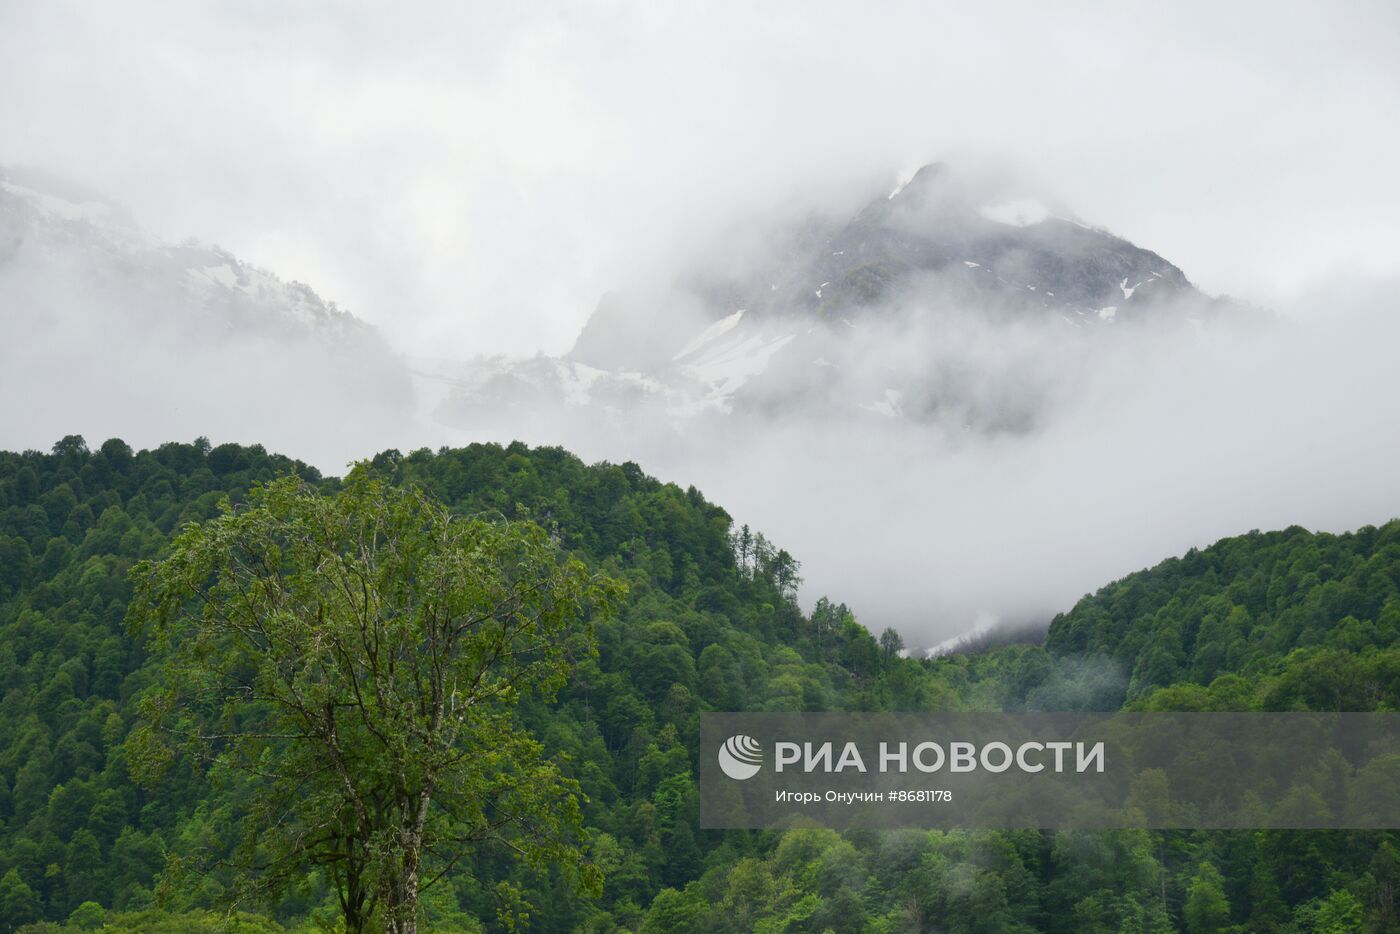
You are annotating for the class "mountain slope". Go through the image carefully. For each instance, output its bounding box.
[433,162,1242,434]
[2,436,1399,932]
[0,166,388,344]
[1046,521,1400,705]
[674,161,1208,332]
[0,167,413,461]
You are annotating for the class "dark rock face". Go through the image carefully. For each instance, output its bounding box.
[569,162,1219,359]
[436,162,1251,435]
[728,162,1205,327]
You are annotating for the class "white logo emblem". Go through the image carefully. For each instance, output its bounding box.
[718,734,763,780]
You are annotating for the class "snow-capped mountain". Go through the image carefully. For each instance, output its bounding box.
[0,159,1251,459]
[0,166,389,346]
[431,163,1241,434]
[0,166,412,461]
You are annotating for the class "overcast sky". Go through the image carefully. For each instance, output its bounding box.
[3,0,1398,357]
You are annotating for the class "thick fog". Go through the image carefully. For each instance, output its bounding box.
[428,287,1400,648]
[2,2,1399,643]
[723,299,1400,648]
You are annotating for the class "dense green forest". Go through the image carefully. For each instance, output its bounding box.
[1,435,1399,932]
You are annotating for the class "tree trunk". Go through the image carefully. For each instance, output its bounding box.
[384,791,431,934]
[383,858,420,934]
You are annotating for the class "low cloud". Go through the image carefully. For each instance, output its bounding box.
[441,284,1400,646]
[3,2,1399,646]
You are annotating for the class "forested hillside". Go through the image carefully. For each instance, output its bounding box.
[1,437,1398,932]
[1049,523,1400,712]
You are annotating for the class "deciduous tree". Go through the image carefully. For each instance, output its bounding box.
[126,472,622,933]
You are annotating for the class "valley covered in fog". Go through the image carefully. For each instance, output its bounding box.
[4,157,1399,648]
[4,2,1400,647]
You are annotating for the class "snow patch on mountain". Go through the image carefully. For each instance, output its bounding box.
[431,161,1239,436]
[1,170,376,341]
[679,331,796,408]
[674,309,746,360]
[0,165,415,467]
[887,165,922,200]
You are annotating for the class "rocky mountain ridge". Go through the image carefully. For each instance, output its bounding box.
[430,163,1237,434]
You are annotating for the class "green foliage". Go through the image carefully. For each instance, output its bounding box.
[4,436,1400,931]
[17,907,288,933]
[64,901,103,930]
[126,473,621,932]
[1183,862,1230,933]
[2,867,43,931]
[1047,523,1400,704]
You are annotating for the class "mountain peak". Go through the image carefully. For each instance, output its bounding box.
[436,161,1239,432]
[887,161,949,199]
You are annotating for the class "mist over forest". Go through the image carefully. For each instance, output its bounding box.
[3,154,1398,646]
[3,5,1400,932]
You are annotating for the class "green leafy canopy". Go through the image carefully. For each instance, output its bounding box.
[124,470,624,932]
